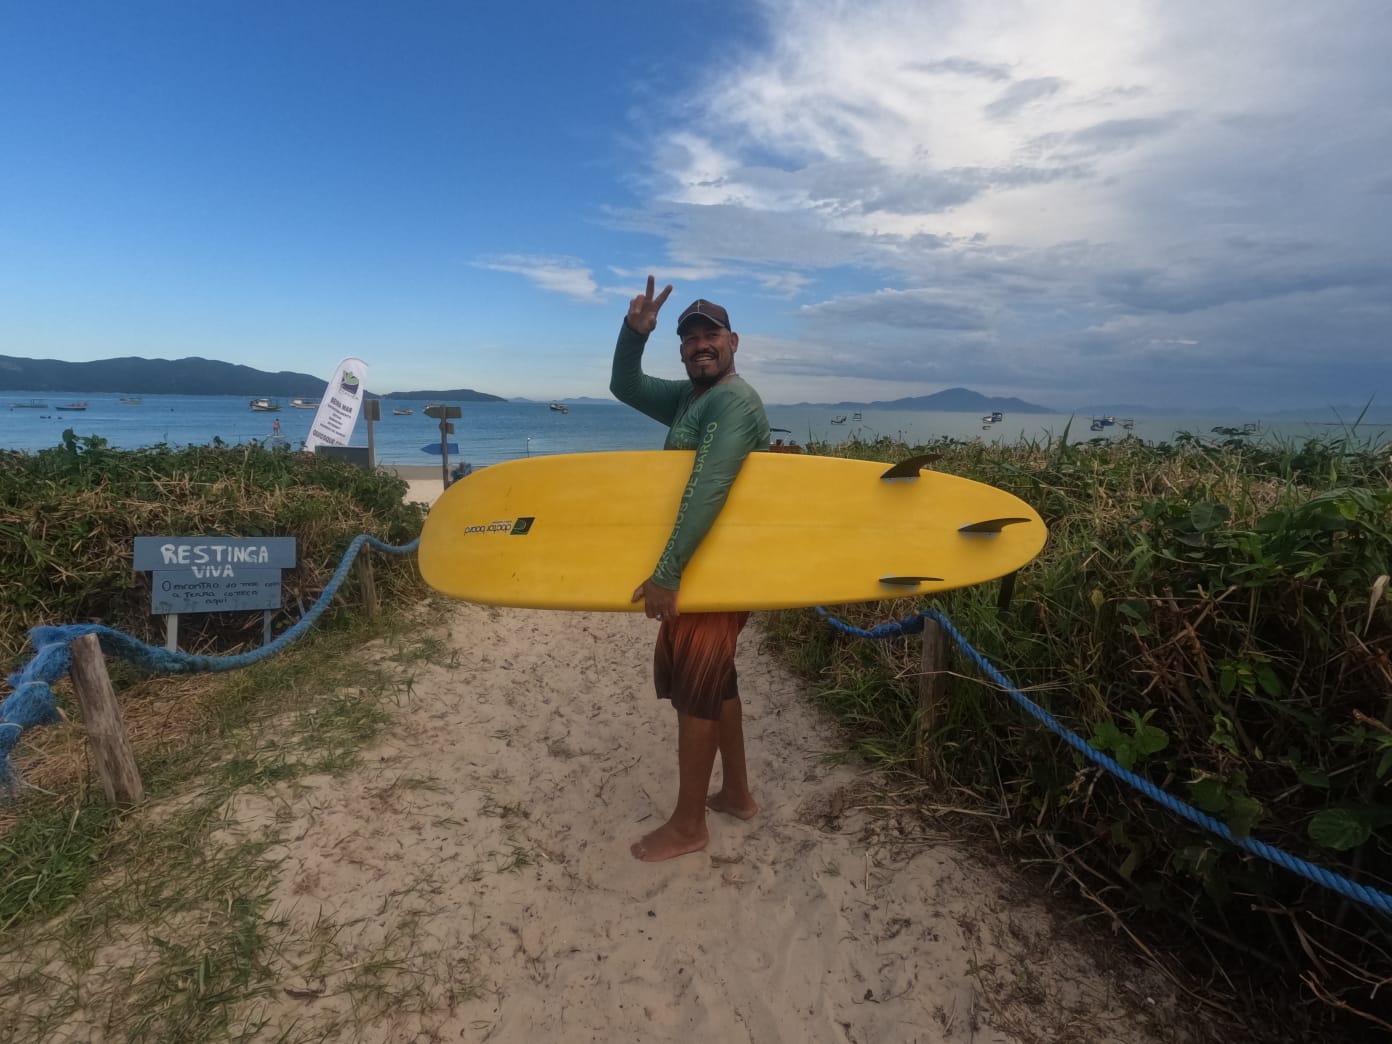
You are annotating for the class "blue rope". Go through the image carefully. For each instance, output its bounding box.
[816,605,1392,919]
[1,535,419,790]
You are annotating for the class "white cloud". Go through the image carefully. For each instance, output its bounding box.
[614,0,1391,407]
[471,2,1387,408]
[477,255,601,302]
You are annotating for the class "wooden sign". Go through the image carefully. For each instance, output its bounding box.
[133,536,297,649]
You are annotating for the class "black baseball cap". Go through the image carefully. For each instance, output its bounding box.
[676,299,731,334]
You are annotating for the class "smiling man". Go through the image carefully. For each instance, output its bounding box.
[610,276,771,861]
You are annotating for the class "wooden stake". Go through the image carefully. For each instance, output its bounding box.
[68,633,145,806]
[914,617,950,780]
[356,549,378,618]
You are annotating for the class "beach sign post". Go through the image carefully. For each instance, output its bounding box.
[363,397,380,467]
[133,536,297,650]
[424,403,461,488]
[304,356,370,456]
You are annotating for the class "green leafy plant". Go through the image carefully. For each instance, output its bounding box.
[764,426,1392,1037]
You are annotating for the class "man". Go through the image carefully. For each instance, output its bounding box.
[610,275,771,862]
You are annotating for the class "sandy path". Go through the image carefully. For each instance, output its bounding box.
[208,593,1185,1044]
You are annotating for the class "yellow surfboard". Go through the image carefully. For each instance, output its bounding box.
[419,451,1047,612]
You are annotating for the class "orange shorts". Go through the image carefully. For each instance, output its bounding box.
[652,611,750,720]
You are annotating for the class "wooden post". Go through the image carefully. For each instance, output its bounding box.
[356,548,378,617]
[996,570,1018,616]
[68,634,145,806]
[914,617,950,780]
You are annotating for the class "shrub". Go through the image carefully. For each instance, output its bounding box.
[0,434,426,671]
[767,427,1392,1036]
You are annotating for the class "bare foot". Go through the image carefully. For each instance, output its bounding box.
[706,791,759,820]
[630,821,708,862]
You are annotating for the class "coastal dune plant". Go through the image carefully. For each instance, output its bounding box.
[766,428,1392,1039]
[0,433,426,671]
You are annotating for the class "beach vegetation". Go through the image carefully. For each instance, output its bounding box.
[0,433,426,670]
[765,425,1392,1038]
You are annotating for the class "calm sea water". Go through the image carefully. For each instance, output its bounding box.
[2,392,1388,467]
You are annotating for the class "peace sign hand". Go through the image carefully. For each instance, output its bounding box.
[625,275,673,335]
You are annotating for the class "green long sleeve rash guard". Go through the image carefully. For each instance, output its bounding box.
[610,322,771,591]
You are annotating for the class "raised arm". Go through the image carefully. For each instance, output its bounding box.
[611,275,688,425]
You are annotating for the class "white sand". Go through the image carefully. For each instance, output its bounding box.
[403,475,449,507]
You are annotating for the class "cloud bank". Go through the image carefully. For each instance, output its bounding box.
[618,0,1392,409]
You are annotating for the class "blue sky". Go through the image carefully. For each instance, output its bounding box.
[1,1,1388,411]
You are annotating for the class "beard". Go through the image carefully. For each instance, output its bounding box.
[684,355,733,389]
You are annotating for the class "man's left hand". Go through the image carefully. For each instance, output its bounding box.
[631,578,679,621]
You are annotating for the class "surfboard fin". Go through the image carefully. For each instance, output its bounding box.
[959,517,1031,533]
[880,454,942,479]
[879,575,944,587]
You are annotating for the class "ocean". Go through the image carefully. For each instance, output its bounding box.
[2,392,1388,468]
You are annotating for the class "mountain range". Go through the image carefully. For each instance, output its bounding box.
[782,387,1054,412]
[0,357,1047,411]
[523,388,1059,412]
[0,355,501,401]
[5,355,1382,420]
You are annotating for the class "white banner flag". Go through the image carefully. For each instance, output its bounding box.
[304,357,370,453]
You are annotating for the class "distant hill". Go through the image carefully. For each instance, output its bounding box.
[512,396,619,405]
[1,354,337,397]
[0,355,501,401]
[782,387,1055,413]
[384,388,505,402]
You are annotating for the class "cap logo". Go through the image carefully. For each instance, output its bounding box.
[676,299,731,333]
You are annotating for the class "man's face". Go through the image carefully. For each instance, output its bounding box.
[679,321,738,388]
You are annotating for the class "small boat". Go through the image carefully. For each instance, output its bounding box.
[119,397,143,404]
[549,402,570,414]
[991,411,1004,423]
[10,400,47,409]
[289,398,319,409]
[768,427,803,454]
[830,415,847,424]
[852,412,862,421]
[249,398,282,412]
[1090,420,1106,432]
[1121,418,1135,430]
[981,414,994,423]
[56,402,89,411]
[392,408,414,416]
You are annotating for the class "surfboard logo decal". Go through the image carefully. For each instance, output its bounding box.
[462,517,535,536]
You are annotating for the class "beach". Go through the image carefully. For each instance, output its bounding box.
[385,463,454,506]
[203,602,1189,1042]
[0,467,1199,1043]
[225,466,1189,1040]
